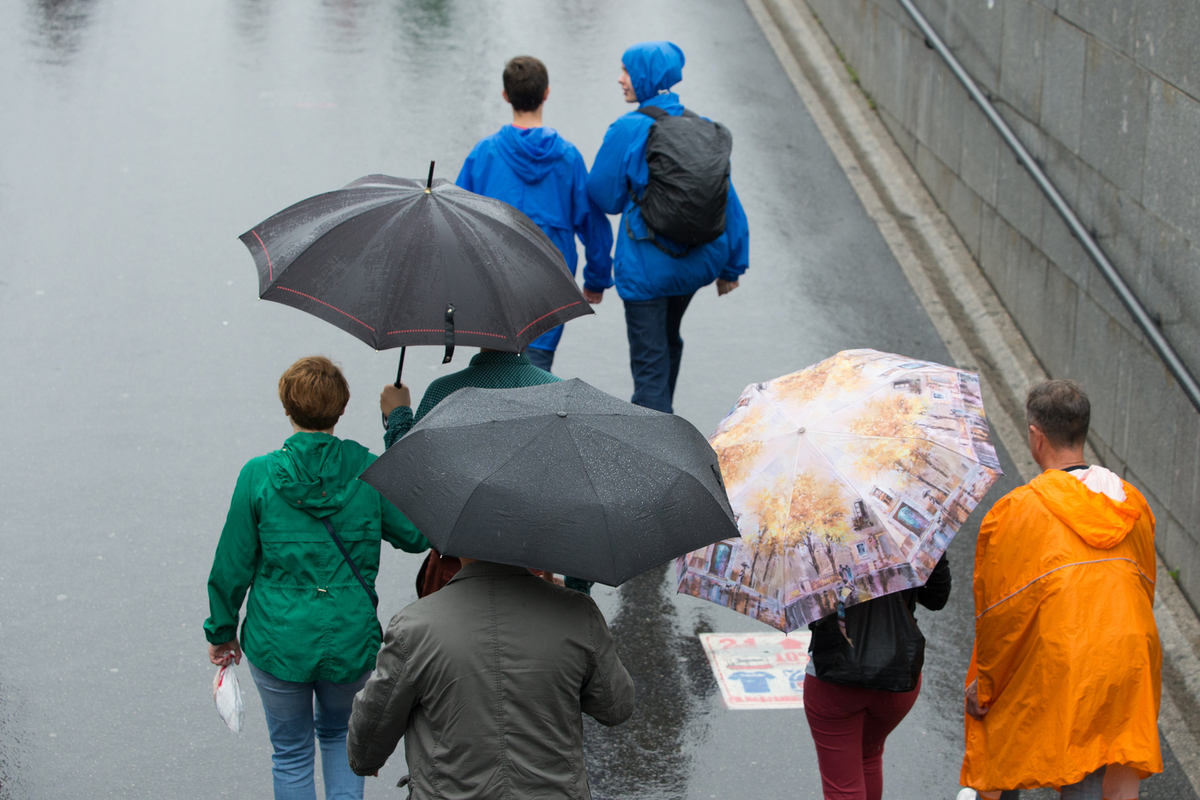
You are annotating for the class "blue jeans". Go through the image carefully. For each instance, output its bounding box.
[526,346,555,373]
[623,293,694,413]
[249,662,371,800]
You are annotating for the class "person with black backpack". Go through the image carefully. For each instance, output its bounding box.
[803,553,950,800]
[586,41,749,414]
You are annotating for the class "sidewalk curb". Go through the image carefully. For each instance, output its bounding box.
[744,0,1200,791]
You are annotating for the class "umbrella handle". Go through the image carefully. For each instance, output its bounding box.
[383,346,408,430]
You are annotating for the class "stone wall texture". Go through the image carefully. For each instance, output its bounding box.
[801,0,1200,607]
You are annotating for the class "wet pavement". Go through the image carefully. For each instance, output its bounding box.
[0,1,1193,799]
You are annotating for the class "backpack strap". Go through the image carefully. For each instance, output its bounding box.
[637,105,669,120]
[319,517,380,609]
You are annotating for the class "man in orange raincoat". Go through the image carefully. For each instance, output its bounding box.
[962,380,1161,800]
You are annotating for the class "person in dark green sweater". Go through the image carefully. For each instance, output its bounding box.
[380,349,560,448]
[380,349,592,595]
[205,356,428,800]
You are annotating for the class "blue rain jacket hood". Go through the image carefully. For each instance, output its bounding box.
[622,41,685,102]
[457,125,614,350]
[585,43,749,302]
[496,125,569,183]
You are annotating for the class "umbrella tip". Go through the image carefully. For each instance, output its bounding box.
[425,161,435,193]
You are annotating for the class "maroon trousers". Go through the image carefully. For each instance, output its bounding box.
[803,673,921,800]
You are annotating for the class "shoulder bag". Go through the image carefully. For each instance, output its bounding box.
[319,518,379,609]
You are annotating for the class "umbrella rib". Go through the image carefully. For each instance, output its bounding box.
[575,418,706,475]
[351,201,423,294]
[815,428,982,456]
[250,229,273,282]
[436,202,519,340]
[516,301,585,339]
[380,200,427,336]
[817,429,941,445]
[263,192,405,286]
[571,418,728,578]
[439,417,558,558]
[274,286,376,331]
[562,424,615,582]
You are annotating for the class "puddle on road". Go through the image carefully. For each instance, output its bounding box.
[584,563,718,800]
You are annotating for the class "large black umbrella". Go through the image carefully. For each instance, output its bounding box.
[360,379,739,586]
[239,169,592,370]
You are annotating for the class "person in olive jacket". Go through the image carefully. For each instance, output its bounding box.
[347,560,635,799]
[204,356,429,800]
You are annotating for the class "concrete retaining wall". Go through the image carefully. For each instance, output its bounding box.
[800,0,1200,608]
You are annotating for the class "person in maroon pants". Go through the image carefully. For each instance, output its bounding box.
[803,555,952,800]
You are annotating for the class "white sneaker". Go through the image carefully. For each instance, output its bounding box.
[955,790,978,800]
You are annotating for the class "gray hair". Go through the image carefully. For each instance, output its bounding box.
[1025,379,1090,448]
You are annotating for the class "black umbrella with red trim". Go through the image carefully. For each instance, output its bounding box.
[239,167,592,379]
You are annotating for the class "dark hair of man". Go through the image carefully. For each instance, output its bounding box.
[503,56,549,112]
[1025,379,1090,448]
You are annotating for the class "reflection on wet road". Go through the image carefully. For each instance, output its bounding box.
[585,563,718,800]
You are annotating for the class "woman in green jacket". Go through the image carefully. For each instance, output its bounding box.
[204,356,428,800]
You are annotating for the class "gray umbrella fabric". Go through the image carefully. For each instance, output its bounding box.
[239,174,592,353]
[360,379,739,586]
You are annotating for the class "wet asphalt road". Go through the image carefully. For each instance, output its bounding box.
[0,1,1193,799]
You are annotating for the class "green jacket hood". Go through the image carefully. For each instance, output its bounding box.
[269,433,372,518]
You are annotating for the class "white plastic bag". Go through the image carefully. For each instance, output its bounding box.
[213,664,245,733]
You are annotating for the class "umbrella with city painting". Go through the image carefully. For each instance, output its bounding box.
[676,349,1002,632]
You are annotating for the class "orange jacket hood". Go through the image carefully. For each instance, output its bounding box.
[1029,468,1144,550]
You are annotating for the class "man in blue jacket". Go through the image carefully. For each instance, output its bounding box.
[586,41,749,414]
[457,55,613,373]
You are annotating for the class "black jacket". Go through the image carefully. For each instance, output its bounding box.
[808,555,952,688]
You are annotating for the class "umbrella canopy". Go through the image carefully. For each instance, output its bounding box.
[676,349,1002,632]
[360,379,739,586]
[239,173,592,354]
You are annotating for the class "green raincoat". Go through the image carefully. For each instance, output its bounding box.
[204,433,429,684]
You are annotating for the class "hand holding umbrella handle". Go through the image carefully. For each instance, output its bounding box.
[381,382,411,429]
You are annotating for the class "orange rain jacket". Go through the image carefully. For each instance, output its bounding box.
[961,468,1162,792]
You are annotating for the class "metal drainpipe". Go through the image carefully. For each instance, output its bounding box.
[894,0,1200,414]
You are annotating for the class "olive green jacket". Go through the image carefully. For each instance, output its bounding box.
[204,433,429,683]
[347,562,635,798]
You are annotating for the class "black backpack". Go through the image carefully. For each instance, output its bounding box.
[629,106,733,257]
[808,591,926,693]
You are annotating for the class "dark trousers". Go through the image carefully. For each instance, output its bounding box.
[525,346,554,373]
[622,293,694,413]
[996,766,1107,800]
[803,673,921,800]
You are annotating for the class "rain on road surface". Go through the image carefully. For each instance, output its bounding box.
[0,1,1191,799]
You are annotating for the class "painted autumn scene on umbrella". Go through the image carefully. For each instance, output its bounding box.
[677,349,1001,632]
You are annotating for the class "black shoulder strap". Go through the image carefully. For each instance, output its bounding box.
[320,517,379,609]
[638,106,700,120]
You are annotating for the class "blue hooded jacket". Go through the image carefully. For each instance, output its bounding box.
[586,41,749,302]
[457,125,613,351]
